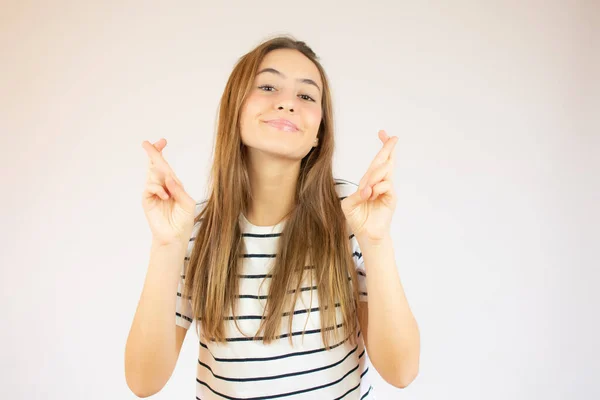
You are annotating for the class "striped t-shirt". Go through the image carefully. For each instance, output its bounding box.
[175,179,376,399]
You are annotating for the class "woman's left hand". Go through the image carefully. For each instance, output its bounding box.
[341,130,398,244]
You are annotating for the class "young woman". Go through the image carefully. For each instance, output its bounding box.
[125,35,420,399]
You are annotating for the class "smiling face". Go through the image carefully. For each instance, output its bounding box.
[239,48,323,161]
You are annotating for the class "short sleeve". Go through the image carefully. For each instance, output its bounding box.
[175,201,206,330]
[175,262,193,329]
[334,178,369,303]
[350,233,368,302]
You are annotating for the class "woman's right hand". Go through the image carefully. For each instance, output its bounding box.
[141,138,197,246]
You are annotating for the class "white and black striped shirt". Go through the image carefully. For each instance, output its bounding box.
[176,179,375,399]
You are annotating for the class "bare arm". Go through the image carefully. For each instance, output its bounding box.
[359,234,420,388]
[124,239,190,398]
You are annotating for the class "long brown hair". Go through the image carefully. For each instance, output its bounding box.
[182,35,360,349]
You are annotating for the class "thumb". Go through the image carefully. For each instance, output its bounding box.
[165,176,194,209]
[342,185,370,212]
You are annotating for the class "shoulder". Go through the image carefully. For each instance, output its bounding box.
[194,199,208,219]
[188,200,209,240]
[333,178,359,200]
[183,200,211,260]
[333,178,361,241]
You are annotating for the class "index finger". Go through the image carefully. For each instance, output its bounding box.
[370,130,398,167]
[142,140,173,173]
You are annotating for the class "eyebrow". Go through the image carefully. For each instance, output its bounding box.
[256,67,322,93]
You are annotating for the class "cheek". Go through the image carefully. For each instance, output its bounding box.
[244,93,268,115]
[240,96,263,130]
[306,106,322,131]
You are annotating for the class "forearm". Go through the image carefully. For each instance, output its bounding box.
[125,240,187,392]
[359,234,420,386]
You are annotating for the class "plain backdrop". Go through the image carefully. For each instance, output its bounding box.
[1,0,598,399]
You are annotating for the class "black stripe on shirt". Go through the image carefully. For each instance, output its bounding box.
[179,279,347,301]
[242,232,281,238]
[333,382,360,400]
[198,330,361,363]
[360,366,370,379]
[238,265,315,279]
[236,285,316,300]
[178,277,364,321]
[192,219,359,243]
[245,232,357,240]
[197,344,362,382]
[209,323,344,343]
[197,303,341,322]
[236,294,268,300]
[242,254,277,259]
[234,276,351,299]
[181,273,321,280]
[238,273,272,279]
[196,362,360,400]
[360,385,373,399]
[186,233,361,262]
[176,312,193,323]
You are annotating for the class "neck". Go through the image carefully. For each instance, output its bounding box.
[246,151,300,227]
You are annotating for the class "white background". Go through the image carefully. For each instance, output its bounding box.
[1,0,598,399]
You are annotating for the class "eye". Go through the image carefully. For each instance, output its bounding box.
[258,85,275,91]
[258,85,316,102]
[299,94,316,102]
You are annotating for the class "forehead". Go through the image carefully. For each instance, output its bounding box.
[257,49,322,87]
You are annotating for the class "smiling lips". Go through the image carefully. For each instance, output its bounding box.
[264,118,299,132]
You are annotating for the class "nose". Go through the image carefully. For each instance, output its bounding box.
[275,91,296,113]
[277,105,294,112]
